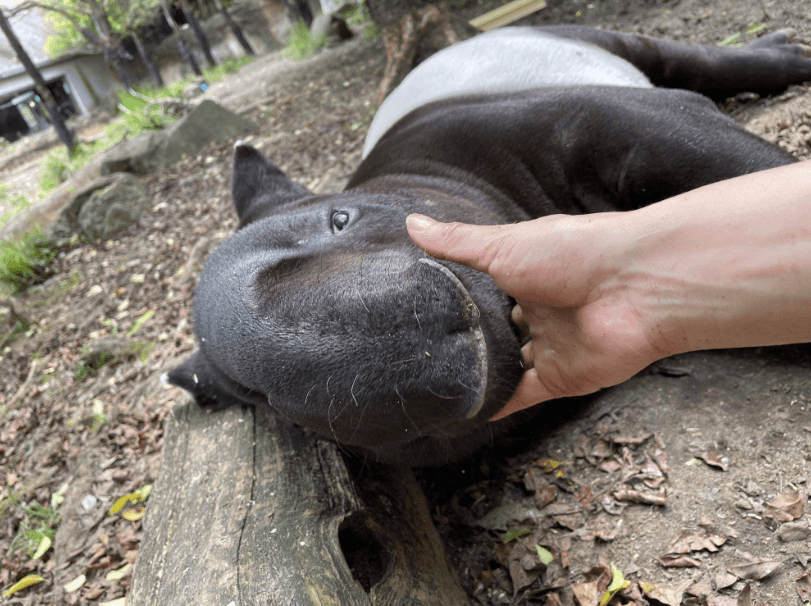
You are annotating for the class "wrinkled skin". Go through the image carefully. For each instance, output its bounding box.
[169,26,811,465]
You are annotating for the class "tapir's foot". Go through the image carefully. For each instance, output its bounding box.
[747,28,811,58]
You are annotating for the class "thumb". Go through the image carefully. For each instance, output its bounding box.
[406,214,510,274]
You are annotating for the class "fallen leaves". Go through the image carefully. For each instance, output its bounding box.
[762,490,806,523]
[727,556,781,581]
[698,451,730,471]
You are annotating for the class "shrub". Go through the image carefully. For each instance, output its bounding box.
[0,229,58,294]
[283,20,328,60]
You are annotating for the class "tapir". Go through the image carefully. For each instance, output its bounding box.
[168,25,811,465]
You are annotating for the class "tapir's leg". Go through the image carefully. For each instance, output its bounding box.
[534,25,811,98]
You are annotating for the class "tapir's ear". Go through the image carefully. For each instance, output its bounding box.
[166,349,267,411]
[232,141,311,228]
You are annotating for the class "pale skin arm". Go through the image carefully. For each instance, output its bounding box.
[406,161,811,420]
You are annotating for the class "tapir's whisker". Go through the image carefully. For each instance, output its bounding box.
[354,286,370,313]
[304,384,316,406]
[427,386,461,400]
[395,384,421,435]
[350,373,360,406]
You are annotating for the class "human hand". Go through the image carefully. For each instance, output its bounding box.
[406,213,668,420]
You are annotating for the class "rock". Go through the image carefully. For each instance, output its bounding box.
[0,155,107,242]
[84,335,137,368]
[99,100,257,176]
[778,521,811,542]
[98,132,160,176]
[47,173,148,243]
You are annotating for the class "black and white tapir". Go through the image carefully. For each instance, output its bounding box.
[168,26,811,465]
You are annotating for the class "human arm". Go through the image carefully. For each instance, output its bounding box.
[406,161,811,420]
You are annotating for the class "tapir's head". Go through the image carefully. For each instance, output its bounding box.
[168,143,524,465]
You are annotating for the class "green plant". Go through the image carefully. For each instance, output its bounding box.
[116,90,176,133]
[8,500,60,559]
[339,1,377,39]
[0,229,58,294]
[202,56,256,83]
[0,185,32,228]
[283,20,328,60]
[39,141,106,191]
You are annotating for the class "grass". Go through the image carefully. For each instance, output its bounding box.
[0,184,32,228]
[283,20,328,60]
[0,229,58,295]
[7,499,60,559]
[340,1,378,40]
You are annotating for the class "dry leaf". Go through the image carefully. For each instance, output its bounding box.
[668,530,726,554]
[763,490,806,523]
[698,451,729,471]
[714,571,738,590]
[797,570,811,602]
[660,554,702,568]
[573,578,603,606]
[728,558,781,580]
[545,592,563,606]
[613,488,667,506]
[640,581,681,606]
[737,582,751,606]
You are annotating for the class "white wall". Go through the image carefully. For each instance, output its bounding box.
[0,54,119,115]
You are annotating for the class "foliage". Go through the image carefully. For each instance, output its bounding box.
[340,1,377,39]
[0,184,32,228]
[0,229,58,294]
[7,499,60,558]
[40,140,106,191]
[43,0,161,58]
[116,90,176,134]
[283,20,328,60]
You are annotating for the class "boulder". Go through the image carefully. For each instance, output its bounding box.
[47,172,149,243]
[100,100,257,176]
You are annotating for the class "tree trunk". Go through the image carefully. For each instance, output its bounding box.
[0,8,74,153]
[132,32,164,88]
[161,0,203,77]
[216,0,254,55]
[129,397,470,605]
[365,1,480,103]
[180,0,217,67]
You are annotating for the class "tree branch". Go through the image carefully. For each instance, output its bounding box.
[9,0,91,18]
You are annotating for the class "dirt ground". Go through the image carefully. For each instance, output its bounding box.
[2,0,811,604]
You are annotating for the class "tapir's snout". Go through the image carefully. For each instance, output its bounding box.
[236,249,492,449]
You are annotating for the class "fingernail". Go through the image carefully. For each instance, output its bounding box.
[406,214,435,233]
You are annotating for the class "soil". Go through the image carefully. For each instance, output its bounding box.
[2,0,811,604]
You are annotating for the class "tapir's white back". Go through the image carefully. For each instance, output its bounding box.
[364,27,653,157]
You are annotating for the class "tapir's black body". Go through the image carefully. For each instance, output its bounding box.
[169,26,811,465]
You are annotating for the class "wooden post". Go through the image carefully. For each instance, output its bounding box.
[129,396,469,605]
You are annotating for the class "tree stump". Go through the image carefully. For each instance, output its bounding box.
[129,395,468,605]
[370,2,480,103]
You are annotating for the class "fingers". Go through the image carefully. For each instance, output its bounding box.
[488,369,553,421]
[512,304,525,326]
[520,341,533,368]
[406,214,513,274]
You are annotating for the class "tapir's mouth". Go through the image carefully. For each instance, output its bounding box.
[418,257,488,420]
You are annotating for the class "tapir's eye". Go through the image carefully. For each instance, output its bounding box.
[331,211,350,232]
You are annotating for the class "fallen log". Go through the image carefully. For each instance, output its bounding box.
[129,395,468,605]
